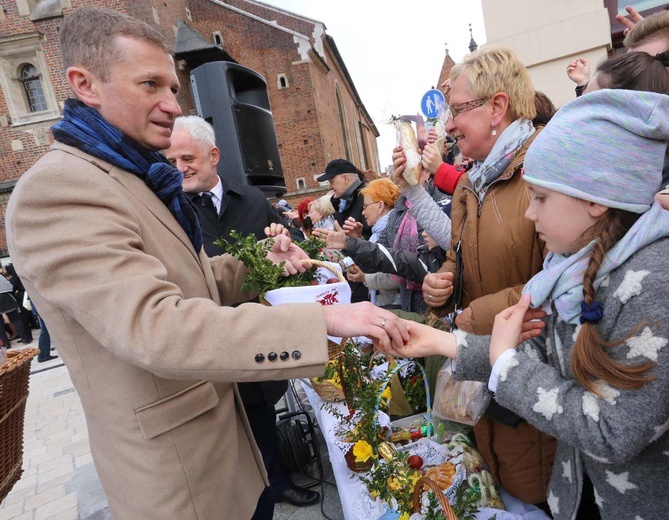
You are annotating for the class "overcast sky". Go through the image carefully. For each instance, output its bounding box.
[260,0,486,172]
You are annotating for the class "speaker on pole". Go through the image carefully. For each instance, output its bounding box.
[190,62,286,197]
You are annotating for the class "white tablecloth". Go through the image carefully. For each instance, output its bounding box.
[302,380,551,520]
[303,381,361,520]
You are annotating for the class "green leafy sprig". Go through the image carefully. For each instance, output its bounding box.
[323,341,388,448]
[359,451,420,515]
[401,365,427,414]
[218,231,327,298]
[422,480,481,520]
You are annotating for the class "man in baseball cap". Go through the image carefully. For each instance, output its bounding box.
[317,159,370,235]
[317,159,371,302]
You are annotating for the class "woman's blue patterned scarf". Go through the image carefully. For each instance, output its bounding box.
[52,99,202,252]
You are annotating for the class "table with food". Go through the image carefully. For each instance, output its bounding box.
[223,231,550,520]
[303,337,551,520]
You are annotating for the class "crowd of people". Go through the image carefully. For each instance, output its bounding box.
[5,5,669,520]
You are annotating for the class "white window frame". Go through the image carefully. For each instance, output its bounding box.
[0,33,60,128]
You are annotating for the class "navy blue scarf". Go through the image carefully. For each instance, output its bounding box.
[52,99,202,252]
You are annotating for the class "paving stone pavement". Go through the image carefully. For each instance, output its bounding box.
[0,343,344,519]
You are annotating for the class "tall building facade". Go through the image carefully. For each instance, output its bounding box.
[482,0,611,107]
[482,0,669,108]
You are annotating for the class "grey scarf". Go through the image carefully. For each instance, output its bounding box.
[469,118,535,197]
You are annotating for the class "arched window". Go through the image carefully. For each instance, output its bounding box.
[20,64,47,113]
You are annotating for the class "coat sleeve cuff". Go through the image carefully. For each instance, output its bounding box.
[434,163,465,195]
[453,330,493,382]
[488,350,518,392]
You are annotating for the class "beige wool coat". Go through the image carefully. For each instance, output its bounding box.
[434,130,556,503]
[6,143,329,520]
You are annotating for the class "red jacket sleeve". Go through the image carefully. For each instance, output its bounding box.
[434,163,466,195]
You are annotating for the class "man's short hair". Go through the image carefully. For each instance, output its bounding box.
[624,9,669,49]
[172,116,217,152]
[59,8,171,81]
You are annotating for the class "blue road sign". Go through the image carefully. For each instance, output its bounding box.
[421,89,445,119]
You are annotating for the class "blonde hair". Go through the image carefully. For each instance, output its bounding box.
[360,178,400,208]
[450,46,536,121]
[624,10,669,49]
[309,195,335,218]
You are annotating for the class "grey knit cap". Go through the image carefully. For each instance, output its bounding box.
[524,89,669,213]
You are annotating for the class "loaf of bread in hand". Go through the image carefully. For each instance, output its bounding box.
[397,121,422,185]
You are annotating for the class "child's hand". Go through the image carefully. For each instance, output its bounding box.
[421,143,444,174]
[566,58,590,86]
[377,321,457,359]
[489,295,546,366]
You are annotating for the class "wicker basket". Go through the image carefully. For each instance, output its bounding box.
[310,378,345,402]
[299,259,346,283]
[311,337,351,402]
[327,336,348,359]
[0,348,39,503]
[413,476,458,520]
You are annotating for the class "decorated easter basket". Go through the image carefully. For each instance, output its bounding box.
[412,477,459,520]
[343,360,433,473]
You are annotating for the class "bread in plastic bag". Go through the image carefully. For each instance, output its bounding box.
[394,120,422,185]
[433,359,491,426]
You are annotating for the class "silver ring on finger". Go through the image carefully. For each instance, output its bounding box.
[381,319,387,328]
[428,294,433,301]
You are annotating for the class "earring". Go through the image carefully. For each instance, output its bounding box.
[491,125,497,136]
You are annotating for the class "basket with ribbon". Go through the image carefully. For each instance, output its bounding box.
[412,477,459,520]
[353,436,466,519]
[335,359,432,474]
[378,360,432,442]
[369,352,429,419]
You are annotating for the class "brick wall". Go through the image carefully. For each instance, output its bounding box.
[0,0,379,251]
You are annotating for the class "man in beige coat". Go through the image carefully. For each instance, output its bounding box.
[5,9,407,520]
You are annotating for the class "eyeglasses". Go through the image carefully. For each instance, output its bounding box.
[448,98,488,119]
[363,201,381,209]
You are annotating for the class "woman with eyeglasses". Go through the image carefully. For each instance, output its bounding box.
[343,178,402,308]
[393,46,555,512]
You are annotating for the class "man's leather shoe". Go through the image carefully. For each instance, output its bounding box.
[276,485,319,507]
[37,355,58,363]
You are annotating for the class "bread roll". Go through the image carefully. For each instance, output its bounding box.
[397,121,422,185]
[433,120,445,154]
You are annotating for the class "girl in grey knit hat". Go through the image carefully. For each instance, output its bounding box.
[381,89,669,519]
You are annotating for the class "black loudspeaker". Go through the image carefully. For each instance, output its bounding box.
[190,62,286,197]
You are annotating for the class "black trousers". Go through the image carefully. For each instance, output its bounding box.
[243,401,290,496]
[251,486,274,520]
[576,473,601,520]
[6,309,32,344]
